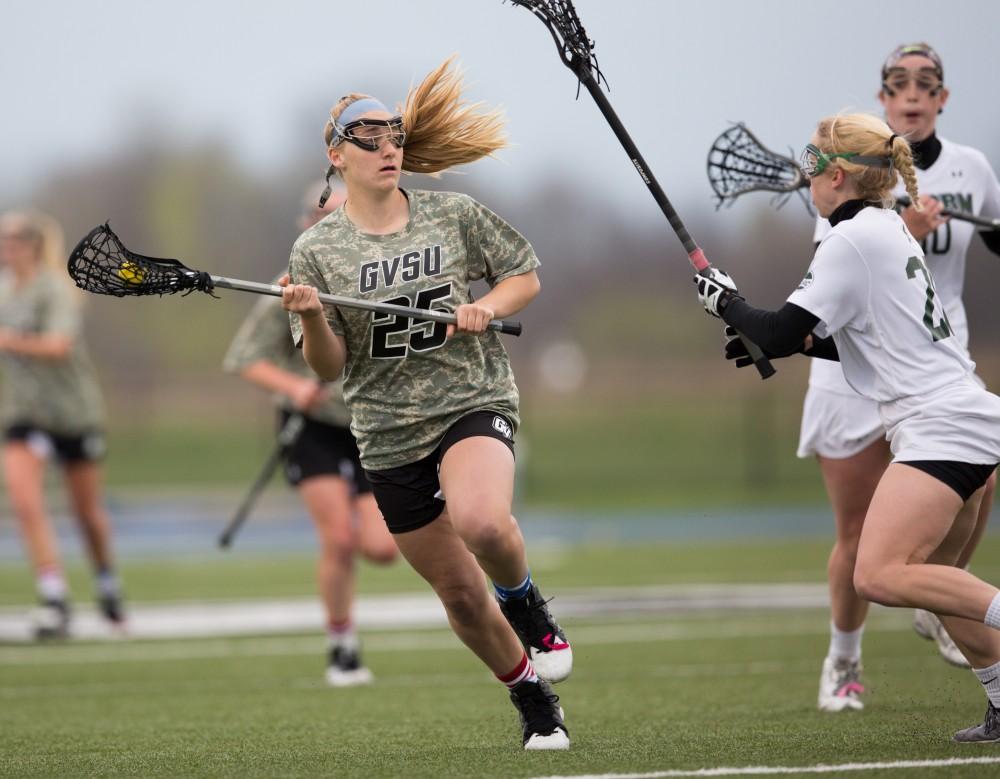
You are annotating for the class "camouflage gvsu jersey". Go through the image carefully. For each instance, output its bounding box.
[222,280,352,428]
[0,269,105,433]
[288,190,538,471]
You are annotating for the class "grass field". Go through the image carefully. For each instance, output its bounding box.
[3,539,1000,777]
[97,386,825,508]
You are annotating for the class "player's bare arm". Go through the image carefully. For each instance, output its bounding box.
[449,270,540,338]
[240,360,329,412]
[280,276,348,380]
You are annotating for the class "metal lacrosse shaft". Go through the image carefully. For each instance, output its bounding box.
[577,76,776,378]
[209,276,522,336]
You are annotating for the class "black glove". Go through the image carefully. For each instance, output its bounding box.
[724,326,777,368]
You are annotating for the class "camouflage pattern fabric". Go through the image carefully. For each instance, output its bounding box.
[223,278,352,427]
[0,269,105,433]
[289,189,538,470]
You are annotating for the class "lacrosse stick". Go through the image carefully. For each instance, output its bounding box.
[707,123,811,211]
[67,224,523,336]
[218,412,305,549]
[707,123,1000,231]
[507,0,775,379]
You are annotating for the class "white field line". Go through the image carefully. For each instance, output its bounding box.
[0,612,917,667]
[529,756,1000,778]
[0,582,834,643]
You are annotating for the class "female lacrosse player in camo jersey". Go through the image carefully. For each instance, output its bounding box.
[224,183,397,687]
[0,210,125,639]
[695,112,1000,743]
[282,58,570,751]
[802,43,1000,712]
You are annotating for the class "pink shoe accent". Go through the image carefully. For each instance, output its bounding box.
[541,633,569,651]
[837,682,865,697]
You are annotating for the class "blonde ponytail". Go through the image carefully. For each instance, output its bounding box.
[399,56,507,175]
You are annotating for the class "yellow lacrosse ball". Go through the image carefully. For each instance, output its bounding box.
[117,261,144,285]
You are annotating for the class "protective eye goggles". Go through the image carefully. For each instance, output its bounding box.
[331,117,406,151]
[882,67,943,97]
[799,143,893,179]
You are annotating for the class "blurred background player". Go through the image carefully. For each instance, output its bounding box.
[800,42,1000,711]
[283,58,571,750]
[223,182,398,686]
[696,111,1000,742]
[0,209,125,639]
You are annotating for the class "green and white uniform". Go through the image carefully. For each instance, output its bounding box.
[789,207,1000,464]
[0,269,105,435]
[288,189,538,471]
[799,138,1000,458]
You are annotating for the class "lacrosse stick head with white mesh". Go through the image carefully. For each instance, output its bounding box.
[507,0,604,85]
[707,123,810,210]
[67,223,215,298]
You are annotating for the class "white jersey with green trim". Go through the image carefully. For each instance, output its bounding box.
[788,207,974,403]
[808,137,1000,394]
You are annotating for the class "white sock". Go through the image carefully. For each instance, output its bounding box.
[973,660,1000,708]
[328,621,358,652]
[828,621,864,662]
[37,568,68,602]
[985,592,1000,630]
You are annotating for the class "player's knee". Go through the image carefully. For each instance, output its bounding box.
[436,583,483,627]
[321,532,356,563]
[450,499,514,552]
[852,563,900,606]
[458,517,513,559]
[363,540,398,566]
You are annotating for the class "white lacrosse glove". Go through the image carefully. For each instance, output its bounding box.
[693,268,741,318]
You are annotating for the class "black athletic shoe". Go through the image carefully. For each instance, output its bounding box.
[509,678,569,750]
[98,592,127,627]
[498,584,573,683]
[32,599,70,640]
[325,645,374,687]
[954,701,1000,743]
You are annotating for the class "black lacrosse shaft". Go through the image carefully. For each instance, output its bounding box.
[579,76,775,379]
[895,195,1000,230]
[218,413,306,549]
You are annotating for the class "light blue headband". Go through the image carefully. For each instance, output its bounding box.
[331,97,392,144]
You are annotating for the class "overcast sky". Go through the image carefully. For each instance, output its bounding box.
[5,0,1000,222]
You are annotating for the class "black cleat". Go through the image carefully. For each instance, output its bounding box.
[32,599,70,640]
[498,584,572,683]
[954,701,1000,744]
[509,678,569,750]
[98,592,127,627]
[325,645,374,687]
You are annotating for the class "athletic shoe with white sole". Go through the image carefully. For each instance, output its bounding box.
[498,584,572,683]
[818,656,865,712]
[31,599,70,641]
[953,701,1000,743]
[913,608,971,668]
[325,645,374,688]
[508,678,570,750]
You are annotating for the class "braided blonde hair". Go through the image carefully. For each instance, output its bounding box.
[323,57,507,178]
[815,112,920,209]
